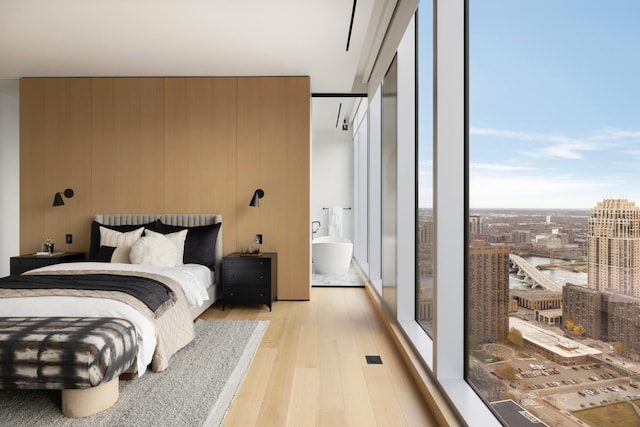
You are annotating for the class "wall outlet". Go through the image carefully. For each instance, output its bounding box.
[65,234,72,244]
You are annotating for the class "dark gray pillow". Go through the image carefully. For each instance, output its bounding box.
[155,221,221,270]
[95,245,117,262]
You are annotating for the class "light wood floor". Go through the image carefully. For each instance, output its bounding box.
[200,286,440,426]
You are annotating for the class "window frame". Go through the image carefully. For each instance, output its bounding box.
[362,1,503,424]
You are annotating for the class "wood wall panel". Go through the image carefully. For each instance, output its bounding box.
[236,78,262,252]
[20,76,310,300]
[237,77,310,300]
[283,78,312,299]
[91,78,165,213]
[20,79,92,254]
[163,77,238,255]
[19,79,45,252]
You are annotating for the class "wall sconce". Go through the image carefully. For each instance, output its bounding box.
[249,189,264,207]
[53,188,74,206]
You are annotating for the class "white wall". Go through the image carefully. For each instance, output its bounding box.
[0,80,20,276]
[311,129,354,242]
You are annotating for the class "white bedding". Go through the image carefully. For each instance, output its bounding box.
[31,262,214,308]
[0,262,214,376]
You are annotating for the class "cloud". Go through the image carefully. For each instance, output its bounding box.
[472,162,533,172]
[468,164,629,208]
[469,173,611,208]
[470,126,635,160]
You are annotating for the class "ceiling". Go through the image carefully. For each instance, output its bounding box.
[312,96,364,133]
[0,0,396,94]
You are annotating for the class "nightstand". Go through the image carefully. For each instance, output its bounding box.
[222,252,277,311]
[10,252,85,275]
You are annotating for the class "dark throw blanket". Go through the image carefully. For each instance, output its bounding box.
[0,274,176,315]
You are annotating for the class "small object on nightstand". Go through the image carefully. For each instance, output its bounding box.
[222,252,277,311]
[10,252,85,275]
[42,237,54,253]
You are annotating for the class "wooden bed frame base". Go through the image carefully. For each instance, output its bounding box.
[61,378,119,418]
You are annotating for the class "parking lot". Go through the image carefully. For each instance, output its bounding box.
[489,355,640,411]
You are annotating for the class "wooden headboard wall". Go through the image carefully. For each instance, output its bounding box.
[19,77,310,300]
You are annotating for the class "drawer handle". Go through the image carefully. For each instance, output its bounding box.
[259,275,264,279]
[260,293,264,297]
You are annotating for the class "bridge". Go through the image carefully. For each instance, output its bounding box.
[509,254,562,293]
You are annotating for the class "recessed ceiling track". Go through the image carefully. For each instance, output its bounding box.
[335,102,343,128]
[346,0,357,51]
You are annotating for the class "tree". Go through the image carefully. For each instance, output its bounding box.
[508,327,524,347]
[495,364,518,382]
[573,324,586,336]
[613,341,625,356]
[468,335,481,351]
[566,320,575,331]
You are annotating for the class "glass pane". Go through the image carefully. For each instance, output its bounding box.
[417,4,434,337]
[467,1,640,425]
[382,55,398,315]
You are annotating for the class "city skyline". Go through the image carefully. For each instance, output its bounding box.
[419,1,640,209]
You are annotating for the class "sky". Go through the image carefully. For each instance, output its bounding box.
[419,1,640,209]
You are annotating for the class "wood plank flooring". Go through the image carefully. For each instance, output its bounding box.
[200,287,439,426]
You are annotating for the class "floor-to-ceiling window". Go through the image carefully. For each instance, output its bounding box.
[382,56,398,315]
[416,1,434,337]
[467,1,640,425]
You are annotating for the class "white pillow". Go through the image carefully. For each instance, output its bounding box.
[99,226,145,263]
[144,229,188,265]
[129,233,179,267]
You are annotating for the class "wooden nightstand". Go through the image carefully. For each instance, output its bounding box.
[222,252,277,311]
[10,252,85,275]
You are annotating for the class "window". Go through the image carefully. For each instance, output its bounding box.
[467,2,640,425]
[417,2,434,337]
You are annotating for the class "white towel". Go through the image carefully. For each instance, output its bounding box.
[328,207,343,237]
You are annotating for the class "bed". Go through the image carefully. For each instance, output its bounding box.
[0,214,223,416]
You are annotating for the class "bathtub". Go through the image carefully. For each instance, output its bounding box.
[312,236,353,275]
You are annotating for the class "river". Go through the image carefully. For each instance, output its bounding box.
[510,256,587,290]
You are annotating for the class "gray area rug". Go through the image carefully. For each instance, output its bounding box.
[0,319,269,427]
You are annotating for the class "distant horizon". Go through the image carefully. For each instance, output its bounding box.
[418,206,592,212]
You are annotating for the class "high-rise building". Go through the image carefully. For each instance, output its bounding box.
[467,240,510,344]
[510,230,531,244]
[606,293,640,350]
[562,283,640,351]
[562,284,603,341]
[418,218,434,247]
[469,214,483,240]
[563,198,640,351]
[588,198,640,297]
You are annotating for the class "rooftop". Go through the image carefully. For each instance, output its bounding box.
[510,317,601,359]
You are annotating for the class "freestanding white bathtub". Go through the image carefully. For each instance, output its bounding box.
[312,236,353,275]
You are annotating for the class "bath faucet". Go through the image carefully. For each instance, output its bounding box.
[312,221,321,237]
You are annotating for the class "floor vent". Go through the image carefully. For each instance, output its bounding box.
[365,355,383,365]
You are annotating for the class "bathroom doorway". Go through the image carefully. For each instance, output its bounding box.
[311,95,366,287]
